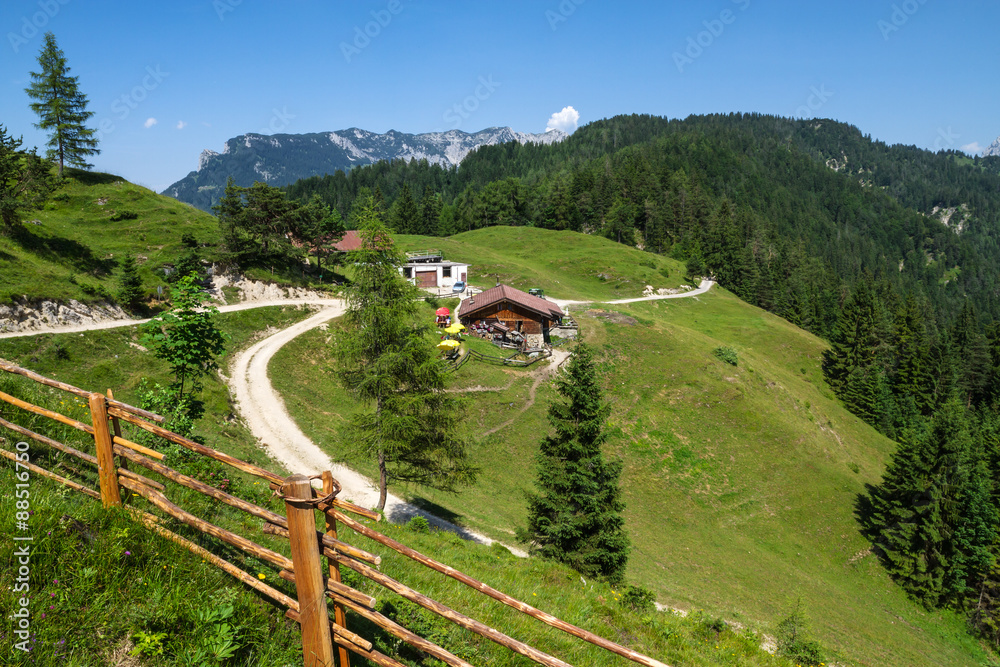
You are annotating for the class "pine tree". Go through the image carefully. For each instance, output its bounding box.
[171,234,203,283]
[116,252,144,312]
[331,200,477,511]
[25,32,99,177]
[417,186,442,236]
[389,182,419,234]
[871,398,977,605]
[522,343,630,583]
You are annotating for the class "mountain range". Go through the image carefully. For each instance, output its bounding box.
[161,127,567,211]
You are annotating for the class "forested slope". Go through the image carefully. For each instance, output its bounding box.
[286,113,1000,339]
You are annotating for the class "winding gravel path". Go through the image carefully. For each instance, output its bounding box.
[3,280,714,548]
[225,300,522,548]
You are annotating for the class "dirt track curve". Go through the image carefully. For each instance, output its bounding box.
[2,280,713,548]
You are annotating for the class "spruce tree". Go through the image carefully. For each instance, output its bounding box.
[116,252,144,312]
[418,186,442,236]
[522,343,630,583]
[870,398,978,606]
[25,32,99,177]
[389,182,419,234]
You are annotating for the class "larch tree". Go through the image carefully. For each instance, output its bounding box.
[331,198,477,511]
[25,32,99,177]
[522,342,630,584]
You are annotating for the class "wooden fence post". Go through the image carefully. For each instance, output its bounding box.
[107,389,131,504]
[89,392,121,508]
[323,470,351,667]
[285,474,335,667]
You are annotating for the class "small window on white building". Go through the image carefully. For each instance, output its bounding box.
[404,267,412,278]
[442,266,452,278]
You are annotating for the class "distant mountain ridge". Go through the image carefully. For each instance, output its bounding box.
[162,127,567,211]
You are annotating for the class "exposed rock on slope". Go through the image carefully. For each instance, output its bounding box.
[0,299,129,334]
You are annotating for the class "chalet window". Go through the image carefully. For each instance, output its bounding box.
[442,266,452,278]
[403,267,412,278]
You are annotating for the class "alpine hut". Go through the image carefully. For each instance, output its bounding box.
[457,284,564,350]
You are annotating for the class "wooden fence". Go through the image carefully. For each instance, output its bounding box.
[465,348,552,367]
[0,360,668,667]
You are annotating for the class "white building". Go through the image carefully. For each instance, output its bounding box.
[399,250,469,291]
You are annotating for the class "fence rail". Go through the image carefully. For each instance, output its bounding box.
[466,347,552,367]
[0,360,668,667]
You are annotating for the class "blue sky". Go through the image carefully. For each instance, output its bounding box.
[1,0,997,193]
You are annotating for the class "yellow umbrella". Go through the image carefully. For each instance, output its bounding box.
[444,323,466,334]
[437,339,460,351]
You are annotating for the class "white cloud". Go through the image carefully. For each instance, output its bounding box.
[545,106,580,133]
[143,117,158,129]
[176,120,187,130]
[961,141,984,155]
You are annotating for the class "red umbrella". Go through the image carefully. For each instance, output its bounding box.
[435,307,450,316]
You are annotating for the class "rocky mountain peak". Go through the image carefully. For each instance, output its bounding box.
[983,137,1000,157]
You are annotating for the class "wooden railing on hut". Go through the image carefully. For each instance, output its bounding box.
[0,360,667,667]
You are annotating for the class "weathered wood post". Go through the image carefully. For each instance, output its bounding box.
[107,389,130,504]
[284,474,335,667]
[322,470,351,667]
[89,392,121,507]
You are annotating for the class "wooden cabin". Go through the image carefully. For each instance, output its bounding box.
[457,284,564,349]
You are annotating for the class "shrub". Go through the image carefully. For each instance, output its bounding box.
[109,209,138,222]
[776,600,825,666]
[619,584,657,613]
[406,515,431,534]
[713,346,738,366]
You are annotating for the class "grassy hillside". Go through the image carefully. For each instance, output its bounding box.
[394,227,689,301]
[1,311,795,666]
[269,284,994,664]
[0,170,222,304]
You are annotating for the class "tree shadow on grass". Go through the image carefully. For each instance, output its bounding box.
[403,496,464,526]
[12,225,115,276]
[64,168,124,186]
[854,483,890,568]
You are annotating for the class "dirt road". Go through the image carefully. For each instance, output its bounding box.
[224,300,520,547]
[4,279,714,548]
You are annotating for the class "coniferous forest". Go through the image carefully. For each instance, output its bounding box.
[286,113,1000,643]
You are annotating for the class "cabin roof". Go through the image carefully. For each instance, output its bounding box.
[332,229,363,252]
[457,284,563,321]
